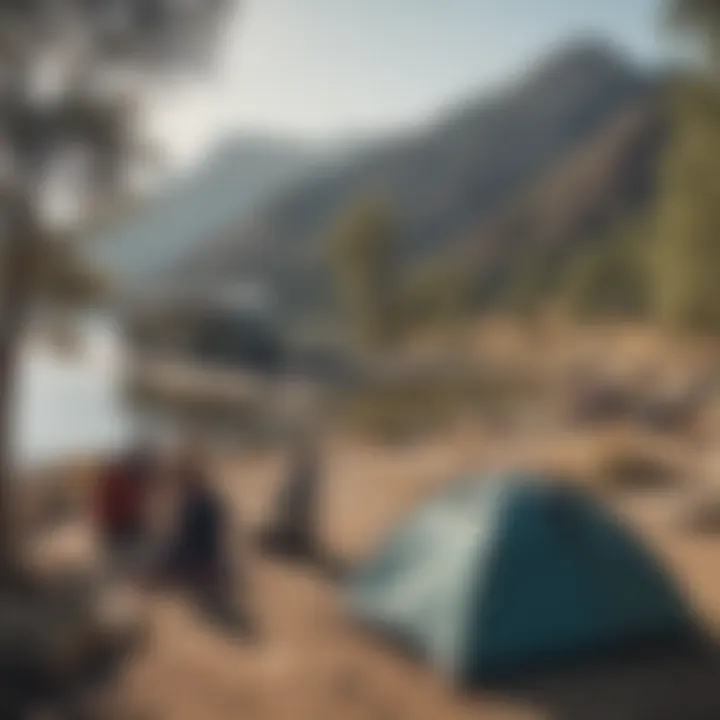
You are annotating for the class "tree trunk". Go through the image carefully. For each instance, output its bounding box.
[0,195,40,577]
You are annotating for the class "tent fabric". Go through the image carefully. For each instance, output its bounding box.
[347,473,695,683]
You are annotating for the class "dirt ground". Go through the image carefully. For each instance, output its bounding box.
[113,424,720,720]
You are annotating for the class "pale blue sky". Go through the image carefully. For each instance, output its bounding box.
[149,0,666,164]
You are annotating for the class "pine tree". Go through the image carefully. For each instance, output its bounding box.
[0,0,234,571]
[327,196,400,350]
[654,0,720,331]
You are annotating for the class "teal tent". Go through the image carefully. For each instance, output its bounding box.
[347,473,696,684]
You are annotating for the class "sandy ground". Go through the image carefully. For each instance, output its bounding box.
[80,425,720,720]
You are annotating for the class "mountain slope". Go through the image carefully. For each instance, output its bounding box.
[169,41,657,323]
[463,94,666,303]
[91,136,324,287]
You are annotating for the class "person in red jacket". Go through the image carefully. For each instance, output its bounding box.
[94,445,155,575]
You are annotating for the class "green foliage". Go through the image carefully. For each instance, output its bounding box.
[35,238,112,308]
[668,0,720,64]
[563,218,652,321]
[654,79,720,332]
[499,252,563,316]
[327,195,400,350]
[401,258,475,330]
[655,1,720,332]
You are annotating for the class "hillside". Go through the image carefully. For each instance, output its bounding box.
[90,136,326,288]
[166,40,660,325]
[462,95,666,304]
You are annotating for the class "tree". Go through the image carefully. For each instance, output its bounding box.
[653,2,720,332]
[669,0,720,64]
[564,218,652,321]
[500,252,556,317]
[0,0,235,572]
[401,258,475,331]
[327,196,400,350]
[654,80,720,331]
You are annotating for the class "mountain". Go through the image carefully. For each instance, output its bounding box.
[91,136,326,287]
[164,40,661,326]
[463,94,665,302]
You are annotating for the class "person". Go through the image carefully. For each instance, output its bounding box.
[161,445,251,636]
[166,452,224,581]
[93,445,155,576]
[261,435,320,559]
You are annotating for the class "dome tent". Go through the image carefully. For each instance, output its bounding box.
[347,473,696,685]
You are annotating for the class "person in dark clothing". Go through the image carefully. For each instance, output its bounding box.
[162,447,252,637]
[261,436,321,559]
[167,464,225,585]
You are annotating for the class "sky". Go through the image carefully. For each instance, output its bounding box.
[147,0,666,167]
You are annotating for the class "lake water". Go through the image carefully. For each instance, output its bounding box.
[15,320,131,468]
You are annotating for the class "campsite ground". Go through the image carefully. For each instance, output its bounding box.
[35,320,720,719]
[116,425,720,720]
